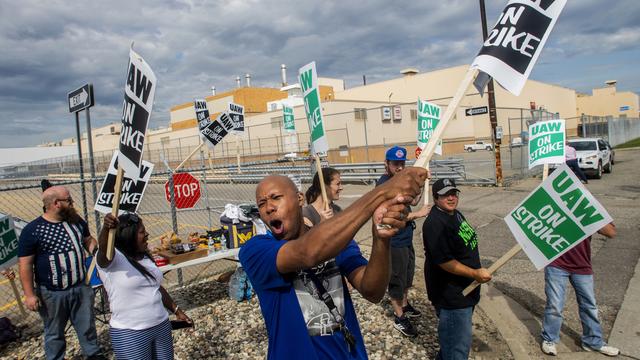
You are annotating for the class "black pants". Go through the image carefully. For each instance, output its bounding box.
[567,159,588,182]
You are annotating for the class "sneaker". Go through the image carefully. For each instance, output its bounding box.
[582,344,619,357]
[541,341,557,356]
[402,303,422,318]
[393,315,418,337]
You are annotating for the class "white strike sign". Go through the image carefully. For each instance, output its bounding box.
[299,61,329,155]
[95,151,154,216]
[471,0,567,96]
[118,48,156,177]
[528,119,565,169]
[228,102,245,133]
[504,164,612,270]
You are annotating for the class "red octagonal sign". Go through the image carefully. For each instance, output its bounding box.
[164,173,201,209]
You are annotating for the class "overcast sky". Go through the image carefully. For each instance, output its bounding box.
[1,0,638,148]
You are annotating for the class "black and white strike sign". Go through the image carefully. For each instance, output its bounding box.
[228,102,245,133]
[67,84,94,113]
[194,99,211,130]
[471,0,566,96]
[465,106,489,116]
[200,112,234,148]
[118,48,156,178]
[95,151,154,215]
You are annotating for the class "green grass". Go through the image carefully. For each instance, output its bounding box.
[615,137,640,149]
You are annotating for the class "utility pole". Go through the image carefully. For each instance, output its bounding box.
[479,0,503,186]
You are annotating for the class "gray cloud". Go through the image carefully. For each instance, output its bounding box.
[0,0,638,147]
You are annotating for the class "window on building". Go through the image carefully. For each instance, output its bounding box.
[354,108,367,120]
[110,126,115,134]
[410,109,417,121]
[271,116,283,129]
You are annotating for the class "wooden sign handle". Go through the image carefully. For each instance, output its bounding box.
[414,67,478,170]
[543,163,549,181]
[175,142,204,172]
[423,164,430,205]
[314,154,330,211]
[9,276,26,317]
[462,243,522,296]
[106,167,124,260]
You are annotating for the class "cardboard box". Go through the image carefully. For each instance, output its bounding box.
[157,248,208,265]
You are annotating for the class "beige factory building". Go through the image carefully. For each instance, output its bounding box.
[576,81,639,118]
[60,64,636,164]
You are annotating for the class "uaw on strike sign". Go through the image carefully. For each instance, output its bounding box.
[299,61,329,155]
[119,48,156,177]
[95,151,154,216]
[194,99,210,130]
[472,0,566,96]
[200,111,234,148]
[528,119,565,169]
[505,164,611,270]
[417,99,442,155]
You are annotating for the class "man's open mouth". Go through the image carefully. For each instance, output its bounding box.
[269,219,285,236]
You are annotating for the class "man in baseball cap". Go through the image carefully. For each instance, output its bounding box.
[423,178,491,359]
[376,146,430,337]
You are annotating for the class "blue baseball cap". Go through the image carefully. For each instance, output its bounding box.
[385,146,407,161]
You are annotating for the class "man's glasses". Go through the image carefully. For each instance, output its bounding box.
[56,197,74,204]
[124,212,140,225]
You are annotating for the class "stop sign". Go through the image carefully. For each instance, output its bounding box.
[164,173,201,209]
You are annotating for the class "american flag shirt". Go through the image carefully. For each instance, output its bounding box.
[18,217,89,290]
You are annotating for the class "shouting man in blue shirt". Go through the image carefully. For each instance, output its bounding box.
[240,168,427,360]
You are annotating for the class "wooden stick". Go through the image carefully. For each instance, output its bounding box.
[314,153,330,211]
[85,256,97,286]
[415,67,478,169]
[175,143,204,172]
[463,243,523,296]
[9,277,26,317]
[424,164,430,205]
[106,166,124,260]
[543,163,549,181]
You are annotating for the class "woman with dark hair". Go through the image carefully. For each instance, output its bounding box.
[303,167,343,227]
[96,213,191,360]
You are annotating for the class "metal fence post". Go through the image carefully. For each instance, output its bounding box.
[199,146,212,230]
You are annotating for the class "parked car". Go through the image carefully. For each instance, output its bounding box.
[464,141,493,152]
[567,137,613,179]
[603,140,615,165]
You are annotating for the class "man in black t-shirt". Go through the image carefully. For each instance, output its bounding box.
[422,178,491,359]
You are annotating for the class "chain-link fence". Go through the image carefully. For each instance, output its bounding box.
[578,115,640,146]
[0,149,314,334]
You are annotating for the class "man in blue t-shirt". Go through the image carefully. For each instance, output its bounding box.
[240,168,428,359]
[376,146,430,337]
[17,186,102,360]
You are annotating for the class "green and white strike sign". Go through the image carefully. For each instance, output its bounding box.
[283,104,295,132]
[504,164,612,270]
[298,61,328,154]
[417,99,442,155]
[0,214,19,270]
[528,119,565,169]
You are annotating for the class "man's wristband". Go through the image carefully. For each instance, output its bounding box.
[173,305,180,314]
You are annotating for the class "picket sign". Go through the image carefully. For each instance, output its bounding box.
[463,164,559,296]
[107,46,156,260]
[9,275,26,316]
[300,61,330,210]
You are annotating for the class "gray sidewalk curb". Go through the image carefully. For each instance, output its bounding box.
[609,257,640,358]
[478,284,542,360]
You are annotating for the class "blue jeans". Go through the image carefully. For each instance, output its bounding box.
[435,306,474,360]
[38,284,101,360]
[541,266,604,348]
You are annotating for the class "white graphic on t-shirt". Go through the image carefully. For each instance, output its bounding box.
[293,259,346,337]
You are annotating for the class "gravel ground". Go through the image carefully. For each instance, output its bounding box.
[0,278,510,359]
